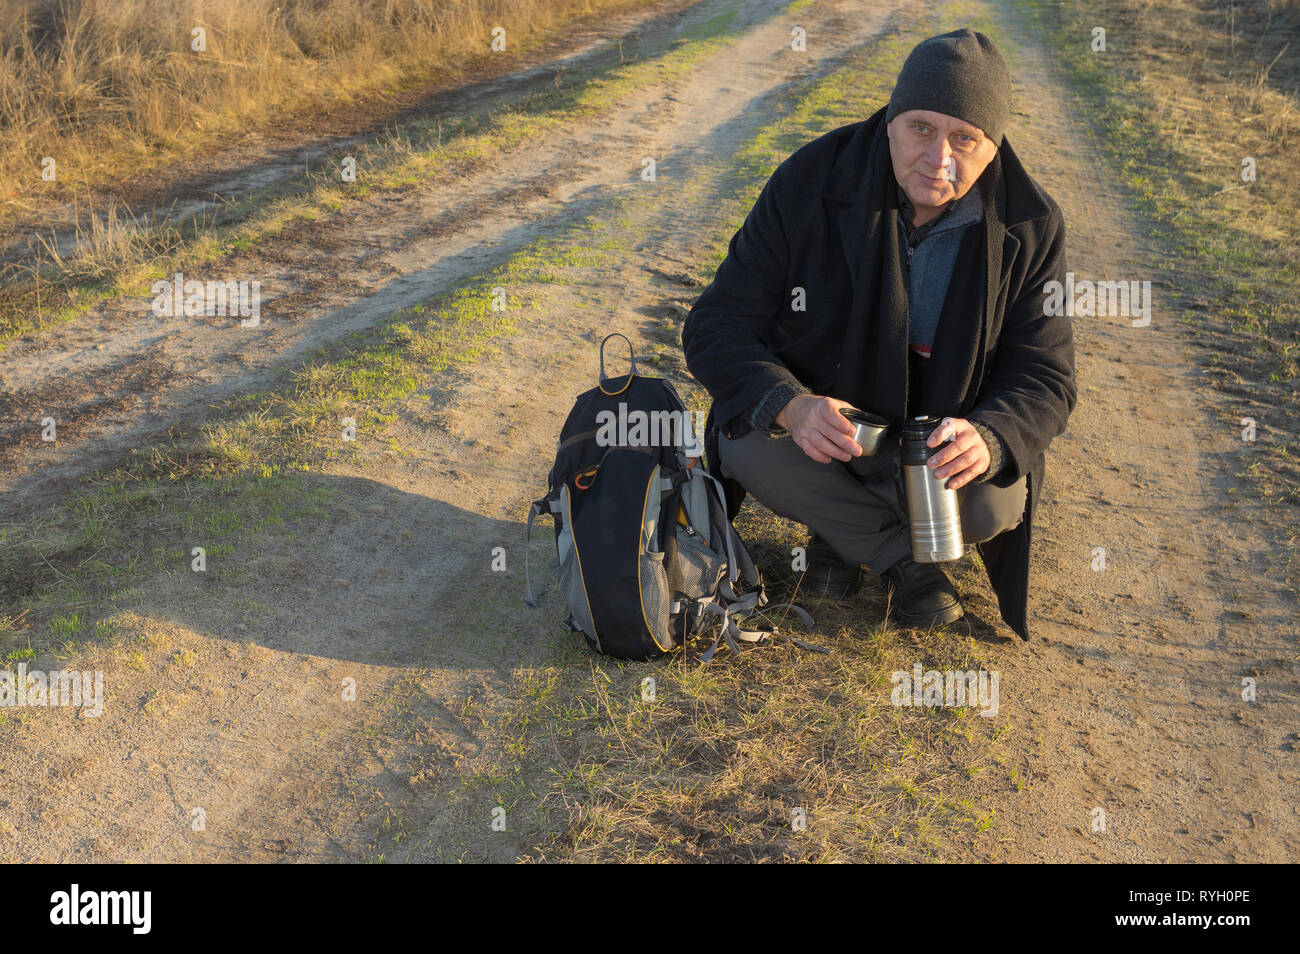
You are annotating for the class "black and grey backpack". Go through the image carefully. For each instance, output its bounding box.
[525,334,822,662]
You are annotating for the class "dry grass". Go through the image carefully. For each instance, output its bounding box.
[0,0,675,347]
[2,7,1020,862]
[0,0,646,219]
[495,507,1013,863]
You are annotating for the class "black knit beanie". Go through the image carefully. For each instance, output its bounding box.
[886,29,1012,145]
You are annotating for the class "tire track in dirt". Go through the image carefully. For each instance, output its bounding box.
[0,1,703,519]
[0,0,870,525]
[0,0,702,271]
[0,0,913,862]
[964,0,1299,862]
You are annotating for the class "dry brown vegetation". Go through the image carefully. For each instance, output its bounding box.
[0,0,648,219]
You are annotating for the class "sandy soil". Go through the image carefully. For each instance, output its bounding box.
[1,0,1295,861]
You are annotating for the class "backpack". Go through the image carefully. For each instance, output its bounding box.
[525,334,824,662]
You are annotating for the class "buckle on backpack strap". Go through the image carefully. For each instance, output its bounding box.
[661,467,693,494]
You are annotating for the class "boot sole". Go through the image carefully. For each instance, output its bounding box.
[888,599,965,630]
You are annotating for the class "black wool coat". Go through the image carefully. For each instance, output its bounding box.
[682,105,1078,640]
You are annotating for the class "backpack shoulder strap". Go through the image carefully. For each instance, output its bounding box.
[694,468,761,590]
[524,495,561,608]
[696,593,825,662]
[685,469,828,661]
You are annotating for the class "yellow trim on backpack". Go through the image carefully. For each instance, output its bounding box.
[598,373,634,396]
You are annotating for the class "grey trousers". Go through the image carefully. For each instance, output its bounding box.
[718,429,1027,575]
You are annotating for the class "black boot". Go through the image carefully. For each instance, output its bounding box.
[880,553,964,628]
[800,534,861,599]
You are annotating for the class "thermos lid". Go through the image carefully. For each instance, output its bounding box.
[902,414,942,440]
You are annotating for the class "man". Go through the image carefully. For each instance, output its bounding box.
[682,29,1077,638]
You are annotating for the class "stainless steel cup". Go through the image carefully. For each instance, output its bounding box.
[840,408,891,456]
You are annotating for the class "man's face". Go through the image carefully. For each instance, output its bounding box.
[887,109,998,219]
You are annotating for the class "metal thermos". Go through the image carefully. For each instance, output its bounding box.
[901,415,964,563]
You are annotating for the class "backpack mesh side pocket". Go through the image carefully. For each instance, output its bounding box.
[673,527,726,600]
[640,549,671,642]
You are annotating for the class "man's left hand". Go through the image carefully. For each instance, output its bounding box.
[924,417,989,490]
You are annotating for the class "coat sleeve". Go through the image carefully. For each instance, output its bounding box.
[966,203,1078,485]
[682,163,805,434]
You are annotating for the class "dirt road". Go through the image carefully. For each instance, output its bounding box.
[961,0,1298,862]
[1,0,1295,861]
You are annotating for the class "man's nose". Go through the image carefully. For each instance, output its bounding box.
[926,142,954,178]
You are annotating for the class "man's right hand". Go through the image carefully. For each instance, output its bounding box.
[774,394,863,464]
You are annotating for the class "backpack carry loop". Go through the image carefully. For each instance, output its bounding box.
[598,333,639,388]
